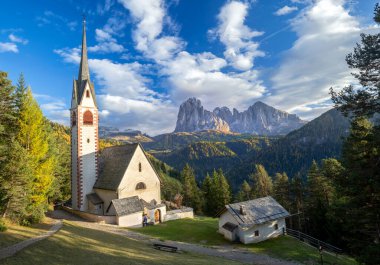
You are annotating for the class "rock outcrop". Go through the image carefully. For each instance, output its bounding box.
[174,98,306,135]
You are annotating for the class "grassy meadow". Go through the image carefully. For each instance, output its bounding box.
[132,217,358,265]
[0,221,243,265]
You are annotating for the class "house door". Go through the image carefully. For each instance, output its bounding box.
[154,209,161,223]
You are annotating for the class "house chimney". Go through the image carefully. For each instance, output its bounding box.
[240,205,246,215]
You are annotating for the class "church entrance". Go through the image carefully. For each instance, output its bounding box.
[154,209,161,223]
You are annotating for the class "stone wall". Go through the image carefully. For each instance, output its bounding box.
[62,206,116,224]
[164,207,194,222]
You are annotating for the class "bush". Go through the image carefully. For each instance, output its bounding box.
[0,218,7,232]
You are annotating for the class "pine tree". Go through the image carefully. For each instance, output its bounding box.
[181,164,203,214]
[290,173,306,231]
[273,172,291,211]
[235,180,251,202]
[330,4,380,118]
[250,164,273,198]
[213,169,231,213]
[202,173,213,215]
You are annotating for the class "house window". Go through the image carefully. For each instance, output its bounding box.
[136,182,146,190]
[254,230,259,237]
[86,90,90,98]
[83,110,93,125]
[139,162,142,172]
[274,224,278,230]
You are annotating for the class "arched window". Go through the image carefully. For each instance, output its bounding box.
[83,110,93,125]
[86,90,90,98]
[135,182,146,190]
[72,111,76,126]
[138,162,142,172]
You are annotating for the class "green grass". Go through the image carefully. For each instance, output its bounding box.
[245,235,357,265]
[132,217,358,265]
[131,217,230,246]
[1,221,243,265]
[0,218,54,248]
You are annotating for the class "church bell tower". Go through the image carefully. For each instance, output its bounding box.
[71,18,99,211]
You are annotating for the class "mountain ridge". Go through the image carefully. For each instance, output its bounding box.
[174,98,307,135]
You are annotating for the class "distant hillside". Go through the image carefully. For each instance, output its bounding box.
[99,126,153,143]
[143,130,261,151]
[153,137,272,181]
[227,109,351,188]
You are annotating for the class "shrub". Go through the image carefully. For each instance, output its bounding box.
[0,218,7,232]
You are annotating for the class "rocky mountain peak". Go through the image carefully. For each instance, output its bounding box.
[174,98,306,135]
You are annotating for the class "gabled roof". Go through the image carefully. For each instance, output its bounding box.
[112,196,143,216]
[222,196,290,228]
[87,193,103,205]
[94,144,139,190]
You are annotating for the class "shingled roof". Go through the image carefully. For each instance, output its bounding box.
[112,196,143,216]
[94,144,139,190]
[223,196,290,228]
[86,193,103,205]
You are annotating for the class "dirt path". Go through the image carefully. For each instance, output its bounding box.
[0,220,62,260]
[49,210,300,265]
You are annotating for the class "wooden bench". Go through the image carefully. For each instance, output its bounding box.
[153,243,178,253]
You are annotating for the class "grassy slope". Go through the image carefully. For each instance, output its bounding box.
[1,221,243,265]
[133,218,357,265]
[0,219,54,248]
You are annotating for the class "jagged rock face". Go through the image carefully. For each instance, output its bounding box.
[175,98,230,133]
[174,98,306,135]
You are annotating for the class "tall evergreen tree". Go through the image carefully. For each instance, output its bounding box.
[181,164,203,214]
[213,169,231,213]
[250,164,273,198]
[273,172,291,211]
[235,180,252,202]
[202,173,213,215]
[290,173,306,231]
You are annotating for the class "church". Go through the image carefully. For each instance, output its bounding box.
[69,19,182,227]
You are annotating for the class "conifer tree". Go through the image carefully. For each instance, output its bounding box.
[17,88,54,222]
[202,173,213,215]
[273,172,291,211]
[235,180,251,202]
[213,169,231,213]
[290,173,306,231]
[181,164,203,214]
[250,164,273,198]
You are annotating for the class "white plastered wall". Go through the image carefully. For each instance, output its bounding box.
[117,212,143,227]
[117,146,161,203]
[238,218,286,244]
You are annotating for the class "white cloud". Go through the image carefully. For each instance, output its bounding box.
[0,42,18,53]
[35,93,70,125]
[8,34,28,44]
[267,0,361,119]
[211,1,264,71]
[275,6,298,16]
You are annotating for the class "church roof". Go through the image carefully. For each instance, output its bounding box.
[220,196,290,228]
[94,144,139,190]
[112,196,143,216]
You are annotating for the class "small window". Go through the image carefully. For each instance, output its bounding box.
[136,182,146,190]
[254,230,259,237]
[139,162,142,172]
[87,138,90,143]
[83,110,93,125]
[274,224,278,230]
[86,90,90,98]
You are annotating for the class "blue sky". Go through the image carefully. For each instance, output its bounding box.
[0,0,377,135]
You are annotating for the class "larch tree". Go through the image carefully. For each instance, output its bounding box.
[235,180,252,202]
[201,173,213,215]
[273,172,291,211]
[17,87,54,222]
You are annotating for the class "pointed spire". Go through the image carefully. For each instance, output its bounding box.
[78,16,90,82]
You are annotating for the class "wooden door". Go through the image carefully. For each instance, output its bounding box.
[154,210,160,222]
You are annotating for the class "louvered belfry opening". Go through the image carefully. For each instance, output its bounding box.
[83,110,93,125]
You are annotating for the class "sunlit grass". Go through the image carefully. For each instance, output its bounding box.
[2,221,243,265]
